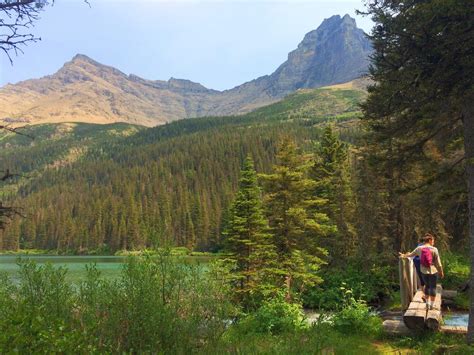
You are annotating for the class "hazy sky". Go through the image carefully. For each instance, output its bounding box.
[0,0,373,90]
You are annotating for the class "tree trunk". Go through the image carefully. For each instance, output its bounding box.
[462,97,474,343]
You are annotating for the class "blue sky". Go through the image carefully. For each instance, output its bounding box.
[0,0,373,90]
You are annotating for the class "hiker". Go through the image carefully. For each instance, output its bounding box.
[400,233,444,310]
[412,238,425,291]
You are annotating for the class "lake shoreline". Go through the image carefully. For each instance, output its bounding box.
[0,248,225,258]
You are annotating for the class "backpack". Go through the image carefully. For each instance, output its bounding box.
[420,247,433,267]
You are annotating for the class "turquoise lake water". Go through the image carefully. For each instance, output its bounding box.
[0,255,211,283]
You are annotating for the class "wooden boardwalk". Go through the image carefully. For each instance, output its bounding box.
[383,257,467,335]
[403,286,442,330]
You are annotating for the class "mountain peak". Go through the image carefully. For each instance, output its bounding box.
[70,53,97,64]
[342,14,357,26]
[317,14,357,32]
[259,14,372,97]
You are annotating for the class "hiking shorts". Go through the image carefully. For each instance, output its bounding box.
[422,273,437,297]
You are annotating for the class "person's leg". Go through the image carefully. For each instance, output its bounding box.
[427,274,438,309]
[422,273,429,301]
[430,274,438,309]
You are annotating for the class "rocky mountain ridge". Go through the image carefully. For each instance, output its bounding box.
[0,14,372,126]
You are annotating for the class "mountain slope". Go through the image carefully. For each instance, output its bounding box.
[0,55,221,126]
[0,83,366,251]
[0,15,371,127]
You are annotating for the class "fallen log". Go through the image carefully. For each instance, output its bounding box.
[404,285,443,330]
[442,299,455,307]
[403,300,427,329]
[440,325,468,335]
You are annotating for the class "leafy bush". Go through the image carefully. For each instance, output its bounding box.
[303,259,396,309]
[443,253,469,290]
[0,255,234,353]
[454,292,469,310]
[0,261,85,352]
[332,286,382,336]
[236,292,308,335]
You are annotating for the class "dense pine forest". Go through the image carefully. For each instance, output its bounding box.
[0,86,368,252]
[0,83,467,259]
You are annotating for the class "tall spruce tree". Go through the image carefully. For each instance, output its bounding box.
[310,125,355,261]
[223,157,277,309]
[260,138,335,298]
[360,0,474,341]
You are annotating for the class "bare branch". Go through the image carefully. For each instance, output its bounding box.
[0,1,36,10]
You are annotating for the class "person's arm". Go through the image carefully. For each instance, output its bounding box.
[399,247,418,258]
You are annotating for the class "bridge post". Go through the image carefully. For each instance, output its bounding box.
[399,257,416,311]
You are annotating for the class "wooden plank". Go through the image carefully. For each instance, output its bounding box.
[403,301,427,330]
[426,309,442,330]
[426,285,443,330]
[383,319,411,335]
[412,290,425,303]
[440,325,468,334]
[403,285,433,330]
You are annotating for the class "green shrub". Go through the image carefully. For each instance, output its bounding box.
[332,286,382,336]
[0,255,234,353]
[454,292,469,310]
[237,292,308,335]
[303,260,396,309]
[0,261,87,352]
[443,253,469,290]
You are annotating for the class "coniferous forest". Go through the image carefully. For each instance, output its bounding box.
[0,85,467,257]
[0,0,472,352]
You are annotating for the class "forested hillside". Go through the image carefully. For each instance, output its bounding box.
[0,81,467,258]
[0,85,363,252]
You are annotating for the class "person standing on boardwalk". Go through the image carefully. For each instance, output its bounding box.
[400,234,444,310]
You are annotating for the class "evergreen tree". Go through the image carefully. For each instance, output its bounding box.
[260,138,335,298]
[360,0,474,341]
[223,157,277,309]
[310,125,356,261]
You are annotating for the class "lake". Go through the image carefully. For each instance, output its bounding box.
[0,255,213,283]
